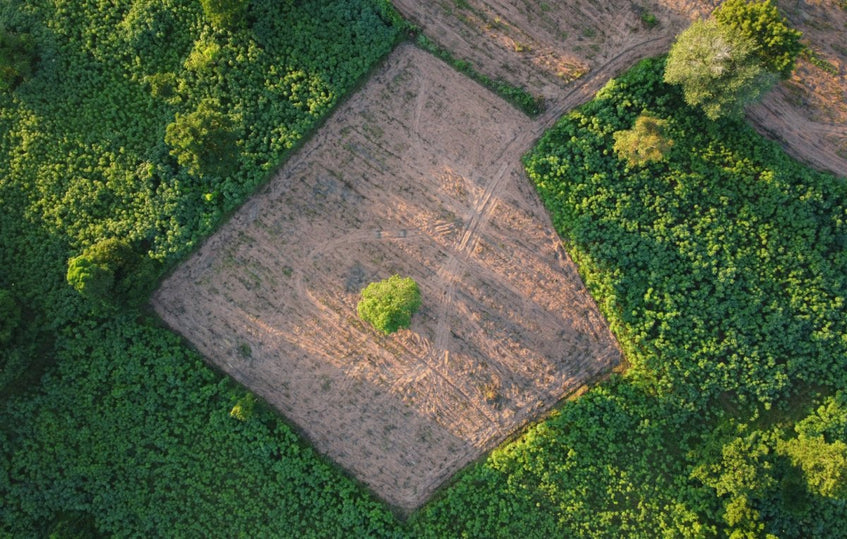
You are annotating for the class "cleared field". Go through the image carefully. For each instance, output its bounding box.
[395,0,847,175]
[152,44,620,511]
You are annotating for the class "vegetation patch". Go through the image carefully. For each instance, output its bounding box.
[357,275,421,334]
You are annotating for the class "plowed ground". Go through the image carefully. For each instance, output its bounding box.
[394,0,847,175]
[154,0,846,514]
[153,45,620,511]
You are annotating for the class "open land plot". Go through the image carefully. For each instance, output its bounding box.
[152,44,620,511]
[394,0,847,176]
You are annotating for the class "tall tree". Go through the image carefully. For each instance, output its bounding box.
[664,19,775,120]
[714,0,803,79]
[165,99,240,178]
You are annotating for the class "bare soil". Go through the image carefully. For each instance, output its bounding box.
[153,44,620,511]
[394,0,847,175]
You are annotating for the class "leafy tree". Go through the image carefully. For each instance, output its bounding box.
[357,275,421,334]
[165,99,240,177]
[67,253,115,304]
[200,0,249,30]
[612,112,674,166]
[780,435,847,499]
[67,238,154,307]
[714,0,803,79]
[664,19,775,120]
[0,289,21,344]
[0,28,35,90]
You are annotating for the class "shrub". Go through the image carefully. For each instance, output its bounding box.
[200,0,250,31]
[612,112,674,166]
[357,275,421,334]
[66,238,156,307]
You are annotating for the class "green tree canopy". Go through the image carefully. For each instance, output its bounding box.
[664,19,775,120]
[0,27,35,90]
[357,275,421,334]
[0,289,21,344]
[612,112,674,166]
[200,0,249,31]
[164,98,240,177]
[66,238,155,307]
[714,0,803,79]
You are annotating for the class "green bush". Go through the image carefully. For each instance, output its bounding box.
[612,112,673,166]
[357,275,421,334]
[200,0,250,30]
[66,238,156,308]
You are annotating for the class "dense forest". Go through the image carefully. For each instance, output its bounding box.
[1,0,845,536]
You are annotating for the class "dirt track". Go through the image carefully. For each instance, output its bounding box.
[395,0,847,176]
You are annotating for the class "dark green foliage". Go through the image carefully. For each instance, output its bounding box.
[165,98,240,178]
[200,0,249,30]
[514,57,847,535]
[714,0,803,79]
[0,288,20,344]
[357,275,421,334]
[664,19,775,120]
[0,27,35,90]
[0,0,402,534]
[66,238,155,308]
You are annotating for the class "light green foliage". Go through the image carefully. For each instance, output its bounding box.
[780,435,847,499]
[183,37,222,71]
[664,19,775,119]
[230,392,257,421]
[714,0,803,79]
[0,28,34,90]
[357,275,421,334]
[165,98,240,177]
[612,112,674,166]
[0,289,20,344]
[200,0,249,30]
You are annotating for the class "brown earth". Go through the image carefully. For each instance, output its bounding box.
[153,44,621,511]
[394,0,847,176]
[154,0,846,514]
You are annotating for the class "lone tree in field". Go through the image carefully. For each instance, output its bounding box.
[358,275,421,335]
[664,19,774,120]
[714,0,803,80]
[613,112,674,166]
[165,98,240,177]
